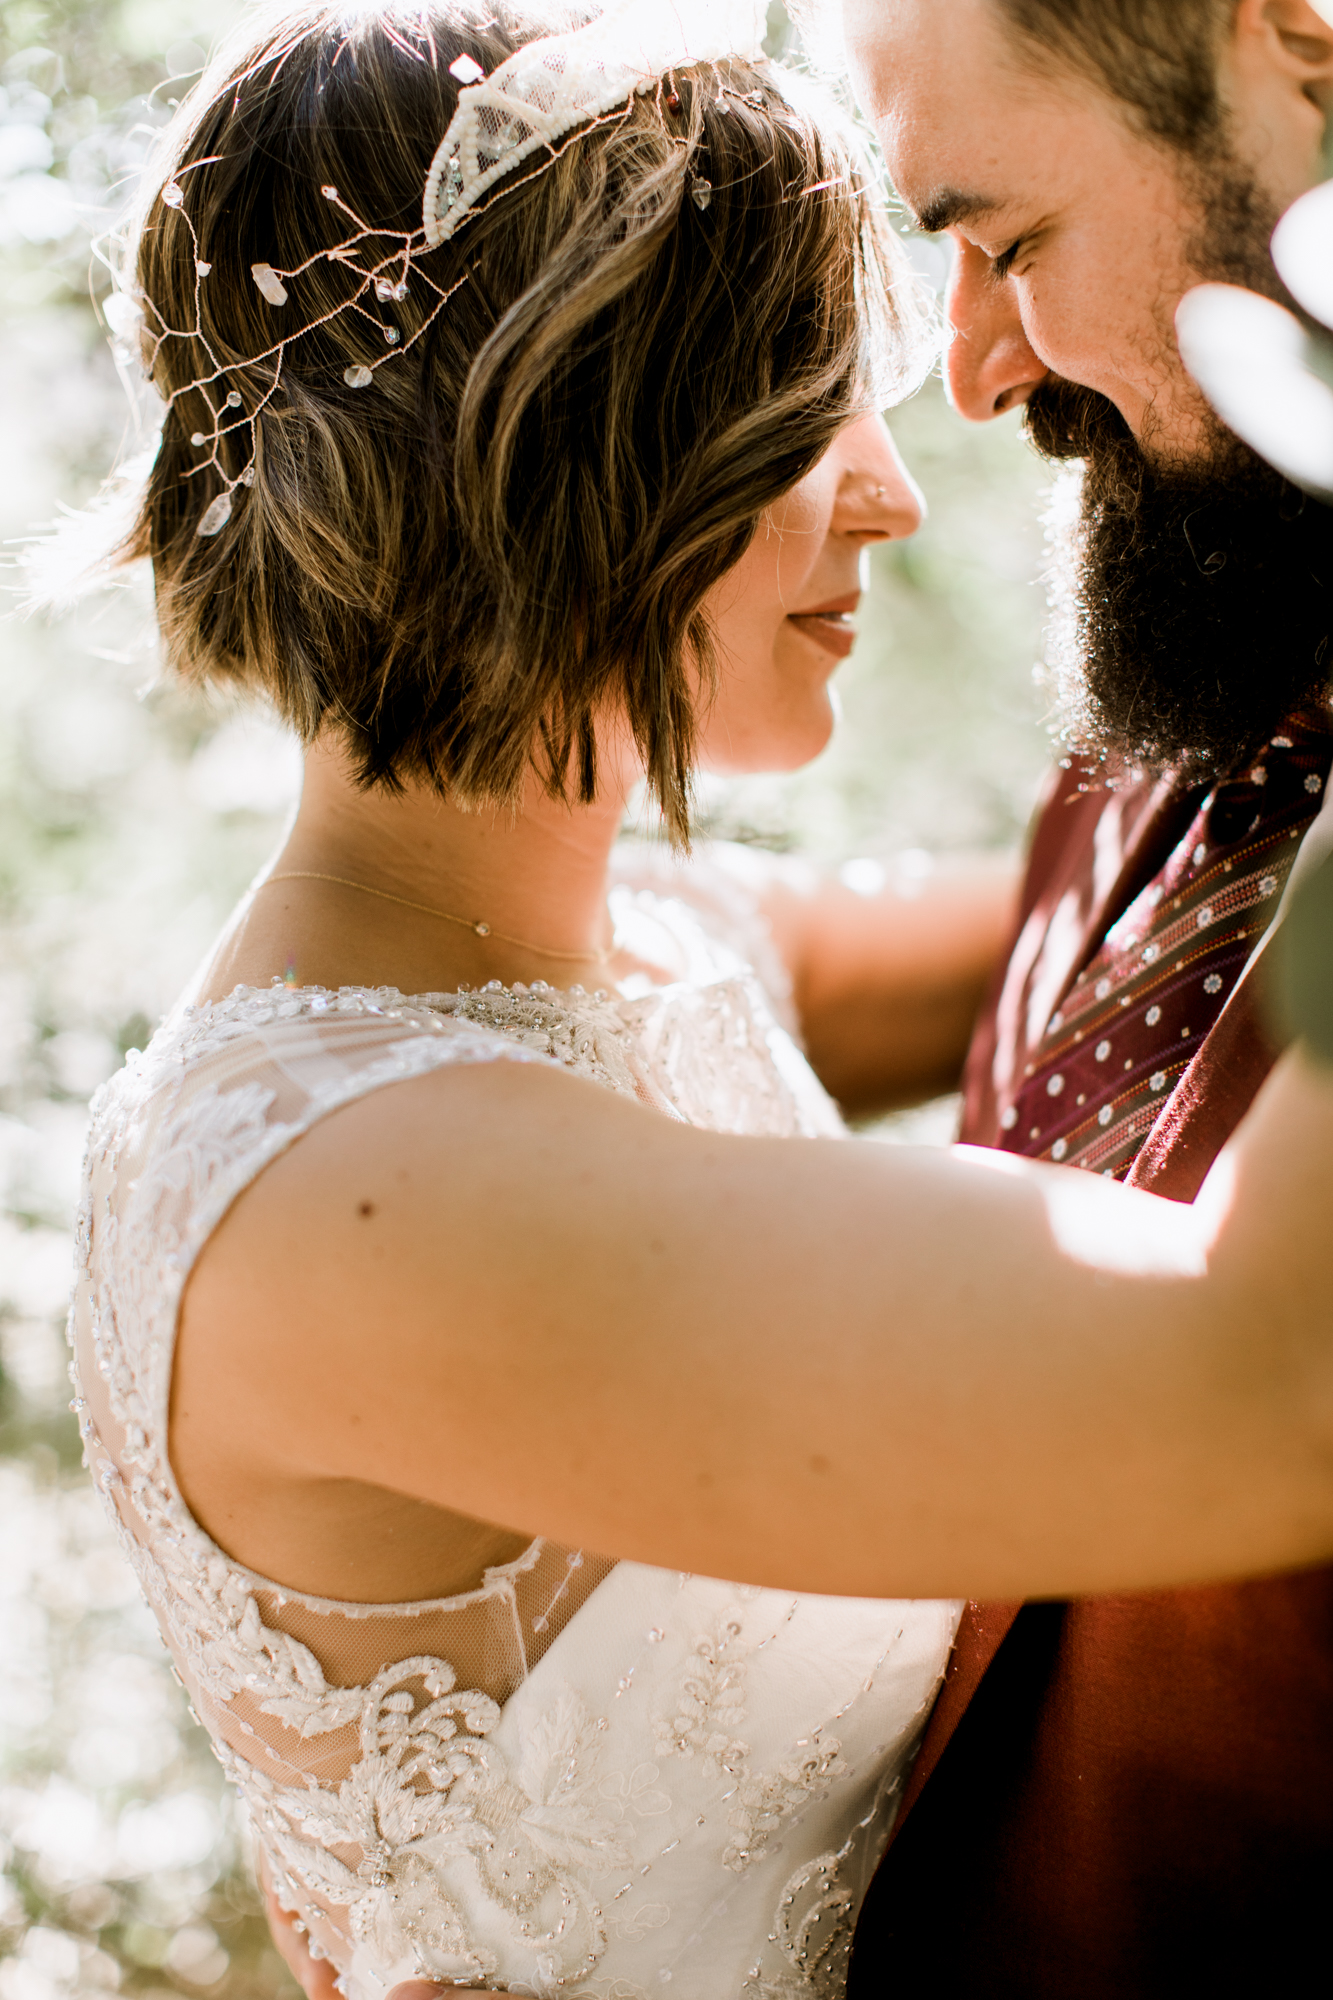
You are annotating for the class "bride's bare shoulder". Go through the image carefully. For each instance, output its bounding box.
[181,1049,638,1341]
[171,1055,639,1590]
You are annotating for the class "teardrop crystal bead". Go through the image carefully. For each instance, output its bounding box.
[250,263,289,307]
[196,490,233,537]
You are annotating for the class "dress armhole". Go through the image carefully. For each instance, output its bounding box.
[76,997,563,1592]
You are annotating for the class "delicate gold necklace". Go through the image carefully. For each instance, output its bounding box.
[258,872,615,967]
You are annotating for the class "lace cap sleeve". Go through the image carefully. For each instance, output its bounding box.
[608,839,800,1035]
[79,985,570,1471]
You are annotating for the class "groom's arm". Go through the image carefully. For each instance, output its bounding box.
[714,846,1021,1116]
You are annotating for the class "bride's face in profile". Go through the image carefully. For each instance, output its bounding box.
[696,413,924,775]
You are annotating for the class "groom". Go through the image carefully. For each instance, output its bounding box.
[843,0,1333,1989]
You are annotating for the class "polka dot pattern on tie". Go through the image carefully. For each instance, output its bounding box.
[995,713,1332,1180]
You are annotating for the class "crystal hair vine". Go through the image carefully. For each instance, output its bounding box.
[130,0,768,540]
[143,174,473,538]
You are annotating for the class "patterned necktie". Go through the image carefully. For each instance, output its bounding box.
[998,711,1332,1179]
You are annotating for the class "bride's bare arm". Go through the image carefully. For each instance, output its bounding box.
[740,847,1021,1113]
[174,1039,1333,1602]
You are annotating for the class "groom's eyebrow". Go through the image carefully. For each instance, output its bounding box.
[913,188,1003,234]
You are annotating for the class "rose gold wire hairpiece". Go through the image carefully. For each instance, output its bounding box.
[138,177,470,537]
[127,3,768,540]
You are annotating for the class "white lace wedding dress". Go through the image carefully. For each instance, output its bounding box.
[70,848,961,2000]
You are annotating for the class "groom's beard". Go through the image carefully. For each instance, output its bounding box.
[1024,163,1333,781]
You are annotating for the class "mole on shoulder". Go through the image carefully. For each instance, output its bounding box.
[357,1200,376,1219]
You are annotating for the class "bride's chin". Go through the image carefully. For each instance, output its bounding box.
[773,684,840,771]
[778,706,839,772]
[699,691,840,778]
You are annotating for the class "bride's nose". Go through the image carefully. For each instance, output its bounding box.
[830,413,924,544]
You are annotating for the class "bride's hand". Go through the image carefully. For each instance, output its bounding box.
[264,1887,516,1999]
[263,1887,337,2000]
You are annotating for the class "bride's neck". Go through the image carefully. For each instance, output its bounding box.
[293,739,629,949]
[198,736,635,1002]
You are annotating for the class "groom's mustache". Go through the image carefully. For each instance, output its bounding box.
[1023,374,1333,779]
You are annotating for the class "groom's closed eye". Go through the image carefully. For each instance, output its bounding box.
[907,187,1028,281]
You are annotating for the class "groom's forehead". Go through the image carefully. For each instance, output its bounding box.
[845,0,1018,124]
[845,0,1104,226]
[847,2,1036,221]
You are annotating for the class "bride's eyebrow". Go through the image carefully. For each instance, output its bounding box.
[913,187,1005,234]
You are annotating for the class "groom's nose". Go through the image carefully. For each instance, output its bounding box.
[943,237,1049,422]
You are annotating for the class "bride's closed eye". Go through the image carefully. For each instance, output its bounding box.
[991,238,1026,280]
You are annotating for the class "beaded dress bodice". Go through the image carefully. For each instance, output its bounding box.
[70,848,960,2000]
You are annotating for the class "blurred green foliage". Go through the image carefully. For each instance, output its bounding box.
[1268,844,1333,1065]
[0,2,1052,1995]
[1,0,221,317]
[3,18,303,2000]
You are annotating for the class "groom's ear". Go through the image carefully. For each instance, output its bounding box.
[1240,0,1333,68]
[1225,0,1333,191]
[1261,0,1333,51]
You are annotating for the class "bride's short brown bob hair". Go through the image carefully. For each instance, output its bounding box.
[123,1,925,839]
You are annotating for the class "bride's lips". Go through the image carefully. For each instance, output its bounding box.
[785,594,860,659]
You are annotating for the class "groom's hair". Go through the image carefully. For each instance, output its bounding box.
[997,0,1240,152]
[120,1,927,844]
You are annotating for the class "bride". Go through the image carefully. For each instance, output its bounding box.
[70,3,1333,1997]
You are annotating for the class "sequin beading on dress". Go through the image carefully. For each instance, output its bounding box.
[69,848,961,2000]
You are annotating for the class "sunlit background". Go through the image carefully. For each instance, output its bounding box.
[1,3,1051,1994]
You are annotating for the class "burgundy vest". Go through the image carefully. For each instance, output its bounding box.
[849,756,1333,1994]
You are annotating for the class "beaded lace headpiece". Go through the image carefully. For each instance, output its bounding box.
[424,0,767,246]
[135,0,768,539]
